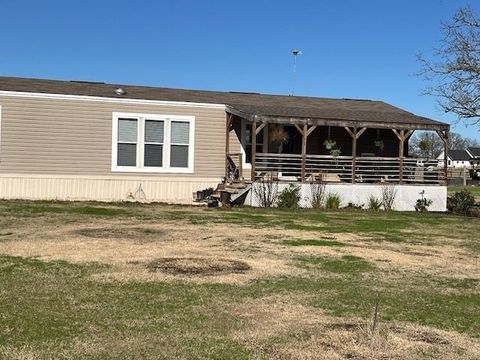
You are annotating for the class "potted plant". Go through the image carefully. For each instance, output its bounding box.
[324,139,336,150]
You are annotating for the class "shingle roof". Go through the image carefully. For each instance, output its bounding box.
[467,147,480,157]
[0,76,449,130]
[448,150,472,161]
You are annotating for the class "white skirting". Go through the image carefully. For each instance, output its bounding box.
[0,174,219,204]
[247,183,448,212]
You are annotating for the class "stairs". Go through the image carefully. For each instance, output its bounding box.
[210,179,252,206]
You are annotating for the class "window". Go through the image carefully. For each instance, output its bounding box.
[112,112,194,173]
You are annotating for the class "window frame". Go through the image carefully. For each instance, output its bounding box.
[111,112,195,173]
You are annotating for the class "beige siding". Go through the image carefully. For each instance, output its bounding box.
[0,95,229,178]
[0,174,218,203]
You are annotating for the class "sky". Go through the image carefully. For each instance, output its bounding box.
[1,0,479,140]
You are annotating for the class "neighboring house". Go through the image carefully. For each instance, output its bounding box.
[466,147,480,168]
[0,76,450,210]
[437,150,472,168]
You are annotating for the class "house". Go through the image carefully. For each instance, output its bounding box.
[437,149,472,168]
[466,147,480,168]
[0,76,449,210]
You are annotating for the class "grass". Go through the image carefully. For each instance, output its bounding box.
[0,200,479,358]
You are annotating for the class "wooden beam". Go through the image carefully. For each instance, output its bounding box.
[356,127,367,139]
[251,120,257,181]
[294,124,303,134]
[225,114,232,178]
[301,124,307,182]
[344,126,355,138]
[306,125,317,137]
[255,121,266,135]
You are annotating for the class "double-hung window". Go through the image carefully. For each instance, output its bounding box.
[112,112,194,173]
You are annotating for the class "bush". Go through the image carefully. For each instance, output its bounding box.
[415,197,433,212]
[367,196,382,211]
[277,184,301,209]
[381,184,397,211]
[448,189,476,214]
[309,182,326,209]
[253,173,278,208]
[325,192,342,209]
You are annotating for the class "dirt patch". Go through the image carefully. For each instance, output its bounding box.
[146,257,251,276]
[75,227,166,244]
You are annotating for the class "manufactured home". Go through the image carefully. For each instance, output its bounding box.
[0,76,449,210]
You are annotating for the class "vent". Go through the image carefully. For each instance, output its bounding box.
[70,80,106,84]
[228,91,261,95]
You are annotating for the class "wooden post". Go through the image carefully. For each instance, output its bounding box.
[444,133,449,185]
[351,128,357,184]
[344,127,366,184]
[398,130,405,184]
[225,114,232,178]
[436,130,449,185]
[251,119,257,181]
[301,124,307,182]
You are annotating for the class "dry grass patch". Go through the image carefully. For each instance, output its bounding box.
[146,257,251,276]
[231,296,480,360]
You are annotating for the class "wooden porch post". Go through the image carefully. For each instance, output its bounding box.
[225,114,232,178]
[251,119,257,181]
[436,129,450,185]
[392,129,406,184]
[344,127,366,184]
[301,124,307,181]
[294,124,317,182]
[444,132,449,185]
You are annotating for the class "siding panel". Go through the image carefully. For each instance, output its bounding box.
[0,95,229,178]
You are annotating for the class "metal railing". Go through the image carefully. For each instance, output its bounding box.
[255,153,445,185]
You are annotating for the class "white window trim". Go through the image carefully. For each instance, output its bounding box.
[111,112,195,173]
[240,119,268,169]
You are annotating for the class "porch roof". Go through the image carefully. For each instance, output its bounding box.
[226,103,449,131]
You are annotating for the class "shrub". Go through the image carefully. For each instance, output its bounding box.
[325,192,342,209]
[253,173,278,208]
[367,196,382,211]
[277,184,301,209]
[448,189,476,214]
[381,184,397,211]
[309,182,326,209]
[415,197,433,212]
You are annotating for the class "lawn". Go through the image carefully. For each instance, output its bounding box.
[0,201,479,359]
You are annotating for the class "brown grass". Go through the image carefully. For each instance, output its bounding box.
[230,296,480,360]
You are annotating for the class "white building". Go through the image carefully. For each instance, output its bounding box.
[437,149,473,168]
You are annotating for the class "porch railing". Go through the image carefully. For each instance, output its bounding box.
[255,153,445,185]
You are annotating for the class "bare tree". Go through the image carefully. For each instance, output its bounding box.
[409,131,443,158]
[418,7,480,126]
[410,131,479,157]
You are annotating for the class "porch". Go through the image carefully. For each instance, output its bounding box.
[225,104,450,186]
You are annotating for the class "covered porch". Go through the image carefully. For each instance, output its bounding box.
[225,105,450,186]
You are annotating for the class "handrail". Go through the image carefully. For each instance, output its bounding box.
[254,153,444,185]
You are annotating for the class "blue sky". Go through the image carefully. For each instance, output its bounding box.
[1,0,479,140]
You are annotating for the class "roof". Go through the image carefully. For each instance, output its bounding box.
[0,76,449,131]
[467,147,480,157]
[448,150,472,161]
